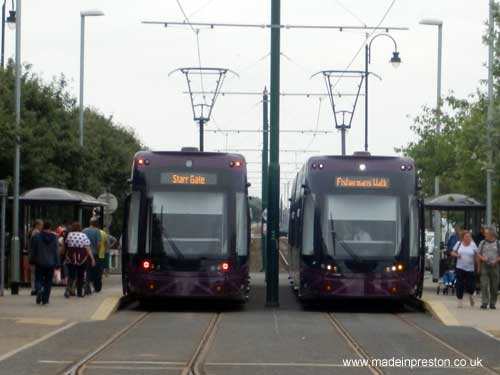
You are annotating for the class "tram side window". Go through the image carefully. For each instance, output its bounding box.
[236,193,248,256]
[291,175,298,201]
[302,194,314,255]
[295,172,302,199]
[127,191,141,254]
[409,197,419,257]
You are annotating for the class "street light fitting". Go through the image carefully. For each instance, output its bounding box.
[419,18,443,26]
[80,10,104,17]
[6,10,16,30]
[367,33,401,66]
[390,51,402,69]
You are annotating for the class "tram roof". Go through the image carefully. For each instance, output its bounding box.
[135,150,245,160]
[19,187,106,207]
[424,194,485,210]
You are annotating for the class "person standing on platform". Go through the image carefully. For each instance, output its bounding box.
[97,225,109,281]
[65,222,95,298]
[103,226,117,277]
[29,221,59,305]
[450,231,478,308]
[83,218,101,292]
[447,225,463,256]
[477,226,500,310]
[28,219,43,295]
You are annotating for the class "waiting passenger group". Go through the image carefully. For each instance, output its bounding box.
[28,218,116,305]
[447,225,500,309]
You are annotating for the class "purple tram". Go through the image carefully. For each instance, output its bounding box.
[122,148,250,301]
[287,152,425,300]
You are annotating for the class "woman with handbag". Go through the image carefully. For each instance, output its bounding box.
[450,231,478,308]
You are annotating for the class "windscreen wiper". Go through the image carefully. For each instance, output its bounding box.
[337,237,362,264]
[163,233,185,259]
[159,204,184,259]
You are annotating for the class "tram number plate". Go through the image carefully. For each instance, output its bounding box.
[335,176,390,189]
[161,172,217,186]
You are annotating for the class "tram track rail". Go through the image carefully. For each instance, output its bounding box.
[60,311,221,375]
[329,310,500,375]
[61,312,150,375]
[326,313,384,375]
[183,313,222,375]
[394,313,500,375]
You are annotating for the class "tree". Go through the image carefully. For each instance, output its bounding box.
[0,61,143,233]
[398,83,500,225]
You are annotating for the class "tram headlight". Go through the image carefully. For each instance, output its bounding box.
[386,264,404,273]
[325,264,338,273]
[359,163,366,171]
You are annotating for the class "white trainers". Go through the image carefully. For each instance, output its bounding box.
[469,294,475,307]
[457,299,463,308]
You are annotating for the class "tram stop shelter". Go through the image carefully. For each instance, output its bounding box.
[16,187,106,283]
[19,187,107,227]
[424,193,485,278]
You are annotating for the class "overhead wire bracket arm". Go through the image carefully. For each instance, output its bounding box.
[142,20,409,32]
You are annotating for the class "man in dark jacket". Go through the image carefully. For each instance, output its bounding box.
[30,221,59,305]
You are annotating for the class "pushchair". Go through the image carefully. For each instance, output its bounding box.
[436,257,456,295]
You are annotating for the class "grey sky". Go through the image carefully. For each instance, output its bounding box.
[11,1,488,196]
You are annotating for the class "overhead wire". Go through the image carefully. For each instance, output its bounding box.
[305,97,324,150]
[334,0,367,27]
[280,52,311,75]
[188,0,215,19]
[175,0,207,105]
[331,0,397,90]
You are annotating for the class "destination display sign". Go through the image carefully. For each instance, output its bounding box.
[160,172,217,186]
[335,176,390,189]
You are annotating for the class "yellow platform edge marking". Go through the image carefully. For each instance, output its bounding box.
[0,317,66,326]
[17,318,66,326]
[91,296,121,321]
[422,299,460,326]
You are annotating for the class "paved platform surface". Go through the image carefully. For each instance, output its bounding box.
[0,273,498,375]
[421,274,500,338]
[0,275,122,361]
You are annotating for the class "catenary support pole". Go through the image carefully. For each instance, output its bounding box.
[341,128,346,156]
[364,45,369,152]
[261,88,269,271]
[266,0,280,307]
[0,181,7,297]
[486,0,494,225]
[1,1,5,68]
[79,15,85,147]
[432,23,443,282]
[10,0,21,294]
[199,119,204,152]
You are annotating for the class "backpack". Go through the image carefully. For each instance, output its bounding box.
[478,240,500,258]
